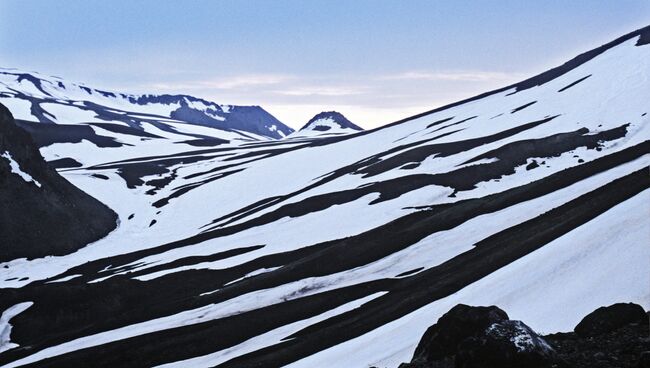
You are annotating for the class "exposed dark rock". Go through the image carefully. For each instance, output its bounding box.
[91,173,109,180]
[14,119,122,148]
[511,101,537,113]
[410,304,509,363]
[398,359,452,368]
[639,351,650,368]
[456,320,556,368]
[526,160,540,170]
[48,157,83,169]
[178,138,229,147]
[312,125,332,131]
[395,267,424,277]
[403,305,556,368]
[401,303,650,368]
[637,29,650,46]
[574,303,648,337]
[429,116,477,134]
[0,103,117,262]
[547,322,649,368]
[426,117,454,129]
[558,75,592,92]
[401,162,421,170]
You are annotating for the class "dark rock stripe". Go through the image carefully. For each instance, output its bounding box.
[1,142,647,366]
[204,116,555,232]
[201,119,621,239]
[426,117,454,129]
[215,168,649,368]
[510,101,537,113]
[15,164,648,368]
[557,75,592,92]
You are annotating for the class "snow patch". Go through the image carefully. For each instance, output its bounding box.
[0,302,33,354]
[1,151,41,187]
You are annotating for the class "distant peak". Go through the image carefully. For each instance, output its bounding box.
[299,111,363,132]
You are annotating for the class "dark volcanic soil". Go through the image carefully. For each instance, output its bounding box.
[0,103,117,261]
[546,323,650,368]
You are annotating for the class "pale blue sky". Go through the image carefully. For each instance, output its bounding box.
[1,1,648,128]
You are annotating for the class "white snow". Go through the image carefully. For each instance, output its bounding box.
[45,274,82,283]
[288,189,650,367]
[1,151,41,187]
[40,102,104,124]
[0,302,33,354]
[0,97,35,121]
[2,293,386,368]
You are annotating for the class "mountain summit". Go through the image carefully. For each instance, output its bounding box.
[294,111,363,137]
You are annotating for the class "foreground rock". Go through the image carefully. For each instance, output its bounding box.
[410,304,509,363]
[574,303,648,337]
[0,103,117,261]
[457,320,557,368]
[400,304,556,368]
[546,303,649,368]
[399,303,649,368]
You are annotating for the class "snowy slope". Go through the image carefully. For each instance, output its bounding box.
[0,26,649,368]
[289,111,363,138]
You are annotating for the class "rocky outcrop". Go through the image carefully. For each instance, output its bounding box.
[400,303,650,368]
[0,103,117,262]
[400,304,556,368]
[456,320,557,368]
[410,304,509,363]
[574,303,648,337]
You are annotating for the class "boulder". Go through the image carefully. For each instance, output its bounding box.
[456,320,557,368]
[574,303,648,337]
[410,304,509,363]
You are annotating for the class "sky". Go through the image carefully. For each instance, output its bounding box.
[0,1,648,129]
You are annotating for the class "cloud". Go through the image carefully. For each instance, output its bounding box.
[145,74,293,91]
[381,70,525,82]
[272,86,366,97]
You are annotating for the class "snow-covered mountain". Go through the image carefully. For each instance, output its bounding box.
[290,111,363,138]
[0,25,648,368]
[0,69,294,140]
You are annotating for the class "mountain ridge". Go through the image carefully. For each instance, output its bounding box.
[0,68,294,139]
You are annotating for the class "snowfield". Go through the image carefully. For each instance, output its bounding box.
[0,26,649,368]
